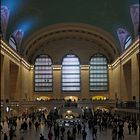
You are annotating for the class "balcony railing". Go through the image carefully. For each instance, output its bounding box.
[116,101,140,110]
[0,99,117,108]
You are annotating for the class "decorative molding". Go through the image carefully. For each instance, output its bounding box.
[53,65,61,70]
[0,39,32,70]
[110,38,139,69]
[80,65,89,70]
[21,23,119,63]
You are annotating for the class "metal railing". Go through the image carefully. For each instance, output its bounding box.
[116,100,140,109]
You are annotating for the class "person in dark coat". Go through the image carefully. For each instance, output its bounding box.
[82,129,87,140]
[4,133,8,140]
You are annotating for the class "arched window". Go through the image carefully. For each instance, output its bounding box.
[34,55,53,92]
[9,29,24,50]
[9,36,17,50]
[90,54,108,91]
[117,28,132,51]
[62,54,80,91]
[124,35,132,49]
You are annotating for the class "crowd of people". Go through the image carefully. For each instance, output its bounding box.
[0,108,139,140]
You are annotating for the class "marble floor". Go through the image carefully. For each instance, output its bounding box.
[1,120,139,140]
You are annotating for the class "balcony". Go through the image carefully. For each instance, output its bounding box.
[116,100,140,110]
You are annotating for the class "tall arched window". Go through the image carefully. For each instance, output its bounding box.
[9,36,17,50]
[124,35,132,49]
[117,28,132,51]
[90,54,108,91]
[34,55,53,92]
[62,54,80,91]
[9,29,24,51]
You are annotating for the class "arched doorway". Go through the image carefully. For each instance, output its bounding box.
[64,96,78,102]
[92,96,107,101]
[36,96,50,101]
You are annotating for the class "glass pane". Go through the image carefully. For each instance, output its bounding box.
[62,54,80,91]
[90,54,108,91]
[34,55,53,92]
[125,36,132,49]
[9,37,17,50]
[62,87,80,91]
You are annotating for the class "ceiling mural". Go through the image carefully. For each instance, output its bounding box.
[1,0,139,62]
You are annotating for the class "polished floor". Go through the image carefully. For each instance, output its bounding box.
[1,120,139,140]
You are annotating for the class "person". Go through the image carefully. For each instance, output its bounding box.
[72,126,77,140]
[0,124,3,133]
[29,120,32,129]
[112,127,117,140]
[9,128,16,140]
[67,129,71,140]
[2,119,5,125]
[128,122,131,135]
[48,130,53,140]
[118,128,124,140]
[60,135,64,140]
[60,125,65,136]
[35,121,40,131]
[40,133,45,140]
[54,123,59,140]
[82,129,87,140]
[4,133,8,140]
[13,121,17,130]
[77,123,82,134]
[133,122,138,135]
[92,126,96,139]
[20,136,24,140]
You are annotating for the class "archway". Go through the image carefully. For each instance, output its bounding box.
[94,106,110,112]
[36,96,50,101]
[92,96,107,100]
[63,110,80,119]
[64,96,78,102]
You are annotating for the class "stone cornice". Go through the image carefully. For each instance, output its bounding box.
[110,37,139,69]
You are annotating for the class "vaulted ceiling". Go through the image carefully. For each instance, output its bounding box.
[1,0,139,64]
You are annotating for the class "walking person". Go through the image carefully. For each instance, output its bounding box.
[133,122,138,135]
[60,125,65,137]
[9,128,16,140]
[40,133,45,140]
[72,126,77,140]
[118,128,124,140]
[3,133,8,140]
[67,129,71,140]
[112,126,117,140]
[82,129,87,140]
[48,129,53,140]
[77,123,82,134]
[0,124,3,133]
[128,122,132,135]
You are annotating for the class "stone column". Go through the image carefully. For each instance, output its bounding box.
[131,54,139,100]
[15,65,21,101]
[81,66,89,99]
[3,56,10,100]
[53,66,61,99]
[108,67,114,99]
[29,69,34,100]
[2,56,10,118]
